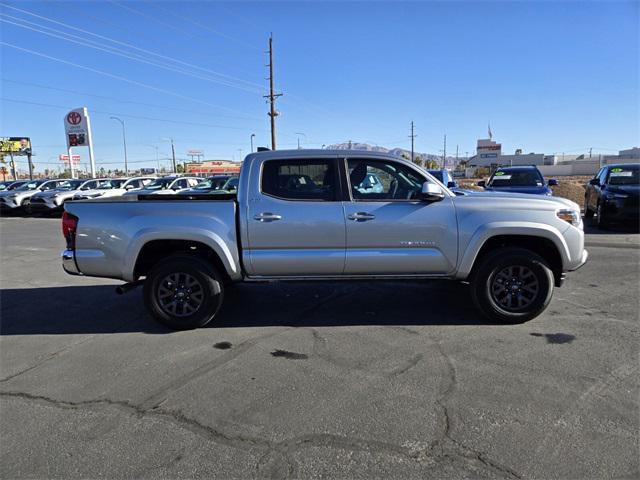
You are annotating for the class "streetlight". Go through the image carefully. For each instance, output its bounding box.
[147,145,160,172]
[250,133,256,153]
[110,116,128,175]
[160,137,177,173]
[294,132,306,149]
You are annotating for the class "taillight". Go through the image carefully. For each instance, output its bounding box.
[62,211,78,249]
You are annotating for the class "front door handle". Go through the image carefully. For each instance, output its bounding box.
[254,212,282,222]
[348,212,376,222]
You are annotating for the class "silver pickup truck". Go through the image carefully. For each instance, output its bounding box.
[62,150,588,329]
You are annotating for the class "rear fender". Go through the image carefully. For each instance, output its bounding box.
[123,227,240,282]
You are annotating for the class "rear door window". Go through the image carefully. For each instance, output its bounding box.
[261,159,337,201]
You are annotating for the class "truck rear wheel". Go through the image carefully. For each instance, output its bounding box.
[471,247,554,323]
[143,255,224,330]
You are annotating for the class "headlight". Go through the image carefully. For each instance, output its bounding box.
[605,192,628,200]
[557,209,580,226]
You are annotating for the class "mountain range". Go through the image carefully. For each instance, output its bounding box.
[325,141,457,166]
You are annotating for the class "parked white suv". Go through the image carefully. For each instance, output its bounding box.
[73,177,155,200]
[122,176,200,196]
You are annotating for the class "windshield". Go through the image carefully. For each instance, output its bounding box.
[222,177,239,190]
[15,181,43,191]
[145,178,173,190]
[608,166,639,186]
[428,171,443,182]
[57,180,83,190]
[96,179,125,189]
[194,176,230,190]
[489,169,544,187]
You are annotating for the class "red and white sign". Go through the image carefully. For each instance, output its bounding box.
[59,154,81,164]
[64,108,90,149]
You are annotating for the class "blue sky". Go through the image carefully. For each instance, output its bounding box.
[1,0,638,173]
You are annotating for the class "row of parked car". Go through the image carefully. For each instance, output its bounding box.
[0,174,239,215]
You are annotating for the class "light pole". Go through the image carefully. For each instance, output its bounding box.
[110,116,128,176]
[295,132,306,149]
[160,138,177,173]
[250,133,256,153]
[148,145,160,172]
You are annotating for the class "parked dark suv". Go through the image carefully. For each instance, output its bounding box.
[584,163,639,228]
[478,166,557,195]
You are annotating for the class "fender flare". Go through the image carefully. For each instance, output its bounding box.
[122,227,240,282]
[455,222,570,280]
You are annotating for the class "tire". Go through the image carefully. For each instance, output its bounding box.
[470,247,554,324]
[596,202,609,229]
[584,197,594,219]
[143,255,225,330]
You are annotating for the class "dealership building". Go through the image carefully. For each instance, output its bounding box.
[468,139,572,167]
[185,160,241,175]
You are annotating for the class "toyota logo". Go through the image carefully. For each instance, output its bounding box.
[67,111,82,125]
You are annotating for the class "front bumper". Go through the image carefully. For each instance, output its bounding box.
[568,249,589,271]
[0,198,22,210]
[62,249,81,275]
[30,198,62,212]
[602,199,640,222]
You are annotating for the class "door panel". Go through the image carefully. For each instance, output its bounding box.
[343,157,457,275]
[343,199,457,274]
[245,158,346,276]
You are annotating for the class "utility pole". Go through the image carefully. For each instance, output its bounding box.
[409,121,416,162]
[455,144,459,169]
[442,134,447,168]
[264,34,282,150]
[171,139,177,173]
[250,133,255,153]
[589,147,592,159]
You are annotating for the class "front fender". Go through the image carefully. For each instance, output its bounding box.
[122,227,241,282]
[455,222,571,280]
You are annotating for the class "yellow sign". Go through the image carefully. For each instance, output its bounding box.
[0,137,31,156]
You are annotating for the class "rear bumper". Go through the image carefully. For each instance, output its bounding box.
[61,249,81,276]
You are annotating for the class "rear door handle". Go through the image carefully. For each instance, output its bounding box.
[348,212,376,221]
[254,212,282,222]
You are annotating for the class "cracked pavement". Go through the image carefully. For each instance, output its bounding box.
[1,217,638,479]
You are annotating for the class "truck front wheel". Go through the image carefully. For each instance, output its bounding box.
[143,255,225,330]
[470,247,554,323]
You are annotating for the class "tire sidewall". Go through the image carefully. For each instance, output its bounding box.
[143,256,224,330]
[472,249,554,323]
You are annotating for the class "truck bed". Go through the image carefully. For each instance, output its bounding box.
[64,197,240,282]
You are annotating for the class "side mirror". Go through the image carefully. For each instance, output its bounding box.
[548,179,558,186]
[447,181,458,188]
[420,182,445,202]
[124,184,135,190]
[477,180,486,188]
[589,178,599,186]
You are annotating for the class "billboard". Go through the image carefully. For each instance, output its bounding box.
[0,137,32,156]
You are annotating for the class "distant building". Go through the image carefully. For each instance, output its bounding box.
[185,160,241,175]
[469,138,554,167]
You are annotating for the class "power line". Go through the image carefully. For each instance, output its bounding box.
[0,42,262,119]
[0,3,265,92]
[145,1,263,52]
[1,78,258,121]
[0,97,253,130]
[0,14,266,95]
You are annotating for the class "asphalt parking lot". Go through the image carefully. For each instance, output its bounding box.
[1,216,638,479]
